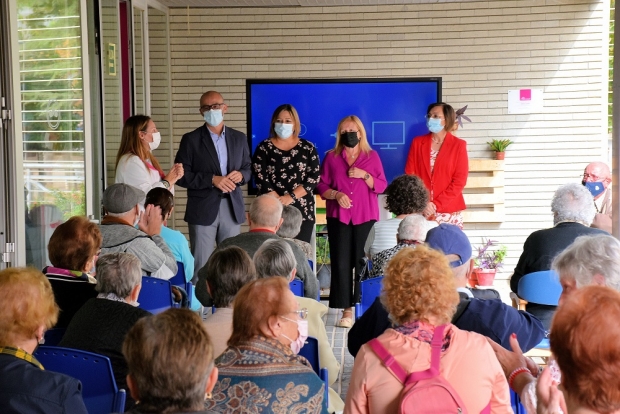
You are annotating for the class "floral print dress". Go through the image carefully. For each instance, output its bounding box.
[430,149,464,229]
[252,139,320,222]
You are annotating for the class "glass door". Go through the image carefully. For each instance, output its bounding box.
[15,0,91,268]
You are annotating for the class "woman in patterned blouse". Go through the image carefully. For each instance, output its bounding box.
[252,104,320,243]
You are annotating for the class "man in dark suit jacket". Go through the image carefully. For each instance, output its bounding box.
[510,183,608,329]
[175,91,252,280]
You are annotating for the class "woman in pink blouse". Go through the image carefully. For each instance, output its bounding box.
[316,115,387,328]
[345,246,511,414]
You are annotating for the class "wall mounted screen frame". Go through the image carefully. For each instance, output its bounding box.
[246,77,442,194]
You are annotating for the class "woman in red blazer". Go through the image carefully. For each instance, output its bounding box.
[404,103,468,228]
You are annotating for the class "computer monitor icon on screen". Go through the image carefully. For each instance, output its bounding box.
[372,121,405,150]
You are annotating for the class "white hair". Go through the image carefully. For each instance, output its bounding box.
[551,183,596,226]
[398,215,428,242]
[553,235,620,292]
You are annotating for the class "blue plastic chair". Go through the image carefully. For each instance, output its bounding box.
[138,276,175,314]
[517,270,562,306]
[511,389,526,414]
[290,279,304,297]
[355,276,384,320]
[517,270,559,356]
[298,336,329,410]
[168,262,194,308]
[34,346,126,414]
[43,327,65,346]
[308,259,314,271]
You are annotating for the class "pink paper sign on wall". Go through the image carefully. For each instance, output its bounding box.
[508,89,543,114]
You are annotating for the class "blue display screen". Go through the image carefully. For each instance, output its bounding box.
[246,78,441,192]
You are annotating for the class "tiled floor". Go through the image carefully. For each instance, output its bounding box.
[321,303,354,401]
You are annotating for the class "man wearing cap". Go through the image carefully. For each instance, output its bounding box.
[348,223,545,357]
[582,161,612,233]
[99,183,177,279]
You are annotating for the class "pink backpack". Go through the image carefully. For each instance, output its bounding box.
[369,324,482,414]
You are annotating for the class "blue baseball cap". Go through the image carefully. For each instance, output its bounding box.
[425,223,472,267]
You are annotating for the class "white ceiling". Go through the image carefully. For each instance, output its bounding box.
[158,0,466,8]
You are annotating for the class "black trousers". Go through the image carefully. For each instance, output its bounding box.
[326,218,375,309]
[295,219,315,244]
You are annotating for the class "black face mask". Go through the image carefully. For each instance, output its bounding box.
[341,131,359,148]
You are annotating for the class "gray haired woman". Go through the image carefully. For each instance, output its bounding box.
[277,205,313,260]
[59,252,151,410]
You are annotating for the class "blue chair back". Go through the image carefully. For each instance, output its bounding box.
[43,328,65,346]
[168,262,186,287]
[297,337,329,409]
[168,262,194,308]
[355,276,383,320]
[34,346,126,414]
[290,279,304,297]
[138,276,174,314]
[517,270,561,306]
[308,259,314,271]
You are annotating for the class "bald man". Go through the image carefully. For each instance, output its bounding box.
[582,161,612,233]
[175,91,252,281]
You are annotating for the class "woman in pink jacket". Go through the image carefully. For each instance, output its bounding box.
[345,245,512,414]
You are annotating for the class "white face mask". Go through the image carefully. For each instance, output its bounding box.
[274,123,294,139]
[204,109,224,127]
[149,131,161,151]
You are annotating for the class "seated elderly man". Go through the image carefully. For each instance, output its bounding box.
[365,214,428,279]
[348,223,545,357]
[99,183,177,279]
[510,182,607,329]
[217,195,317,299]
[0,268,88,413]
[582,161,612,233]
[253,239,344,413]
[200,246,256,356]
[491,234,620,414]
[59,253,150,410]
[277,205,313,260]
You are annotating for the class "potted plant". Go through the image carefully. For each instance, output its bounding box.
[487,139,513,160]
[472,239,507,286]
[315,225,331,290]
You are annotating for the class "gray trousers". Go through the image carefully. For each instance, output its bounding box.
[189,197,241,283]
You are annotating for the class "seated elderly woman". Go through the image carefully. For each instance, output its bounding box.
[122,308,218,414]
[253,238,343,412]
[201,246,256,358]
[365,214,428,279]
[364,174,432,257]
[207,277,327,413]
[345,246,511,413]
[490,233,620,414]
[59,252,150,410]
[277,205,313,260]
[44,215,101,329]
[0,267,88,413]
[537,285,620,414]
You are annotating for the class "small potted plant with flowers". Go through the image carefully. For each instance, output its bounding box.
[472,239,507,286]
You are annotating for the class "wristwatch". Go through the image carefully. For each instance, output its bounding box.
[161,179,170,189]
[364,173,370,181]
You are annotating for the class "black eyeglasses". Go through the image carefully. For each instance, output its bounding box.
[201,103,224,111]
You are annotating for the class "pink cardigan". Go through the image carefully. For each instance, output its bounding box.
[344,326,512,414]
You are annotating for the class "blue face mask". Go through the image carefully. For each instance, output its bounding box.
[274,123,294,139]
[583,181,606,198]
[203,109,223,127]
[427,118,444,133]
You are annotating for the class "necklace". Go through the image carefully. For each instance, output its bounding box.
[431,135,444,145]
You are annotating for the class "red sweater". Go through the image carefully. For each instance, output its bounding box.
[404,132,468,214]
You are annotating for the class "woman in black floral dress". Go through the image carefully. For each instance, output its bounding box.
[252,104,320,243]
